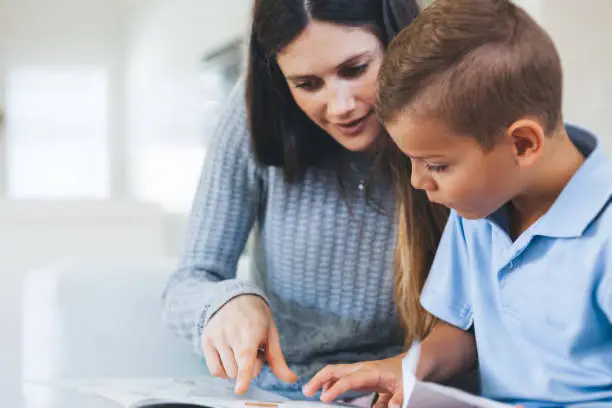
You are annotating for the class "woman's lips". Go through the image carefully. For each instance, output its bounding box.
[334,111,373,136]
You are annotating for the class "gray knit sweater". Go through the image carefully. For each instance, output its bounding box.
[162,84,403,400]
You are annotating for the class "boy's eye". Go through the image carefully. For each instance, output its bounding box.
[340,63,368,79]
[425,163,449,173]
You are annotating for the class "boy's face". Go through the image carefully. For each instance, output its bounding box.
[386,113,522,219]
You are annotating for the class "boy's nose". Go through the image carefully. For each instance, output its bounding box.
[411,168,427,191]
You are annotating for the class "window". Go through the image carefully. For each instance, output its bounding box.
[5,67,110,199]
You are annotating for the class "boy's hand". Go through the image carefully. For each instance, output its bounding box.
[302,355,405,407]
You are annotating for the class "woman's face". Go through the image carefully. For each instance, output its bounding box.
[276,21,385,152]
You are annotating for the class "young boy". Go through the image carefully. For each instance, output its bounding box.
[303,0,612,406]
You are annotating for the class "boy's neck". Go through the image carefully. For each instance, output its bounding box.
[509,128,585,239]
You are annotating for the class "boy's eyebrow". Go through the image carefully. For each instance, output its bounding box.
[286,52,370,81]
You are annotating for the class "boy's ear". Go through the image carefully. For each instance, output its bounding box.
[505,118,545,166]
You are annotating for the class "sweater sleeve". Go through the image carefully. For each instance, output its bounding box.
[162,82,269,355]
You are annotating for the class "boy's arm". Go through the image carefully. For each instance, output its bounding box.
[416,322,477,382]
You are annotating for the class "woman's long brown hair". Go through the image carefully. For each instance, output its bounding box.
[380,137,449,347]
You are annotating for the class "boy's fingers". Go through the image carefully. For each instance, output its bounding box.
[373,393,391,408]
[322,379,336,393]
[303,365,344,396]
[320,372,378,403]
[266,325,298,384]
[389,390,404,408]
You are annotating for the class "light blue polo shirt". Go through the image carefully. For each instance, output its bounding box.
[421,125,612,407]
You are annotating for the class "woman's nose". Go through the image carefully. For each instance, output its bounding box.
[326,81,356,119]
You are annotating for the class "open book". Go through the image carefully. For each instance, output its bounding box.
[31,375,513,408]
[28,366,512,408]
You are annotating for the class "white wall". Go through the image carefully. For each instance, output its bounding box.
[535,0,612,148]
[126,0,251,211]
[0,0,126,63]
[126,0,251,148]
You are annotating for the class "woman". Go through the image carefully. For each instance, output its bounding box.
[162,0,447,403]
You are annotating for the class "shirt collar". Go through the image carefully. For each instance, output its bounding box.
[488,124,612,238]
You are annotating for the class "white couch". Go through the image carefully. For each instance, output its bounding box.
[20,257,250,382]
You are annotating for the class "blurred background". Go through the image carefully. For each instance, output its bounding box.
[0,0,610,400]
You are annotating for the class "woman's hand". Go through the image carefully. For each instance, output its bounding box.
[303,355,406,408]
[201,295,297,394]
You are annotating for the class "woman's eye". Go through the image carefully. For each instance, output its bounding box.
[425,164,449,173]
[341,64,368,79]
[295,79,323,91]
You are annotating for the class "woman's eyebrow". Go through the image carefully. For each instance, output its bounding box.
[285,51,371,81]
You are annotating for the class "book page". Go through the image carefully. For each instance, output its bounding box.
[408,382,513,408]
[30,377,351,408]
[28,377,285,407]
[401,347,512,408]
